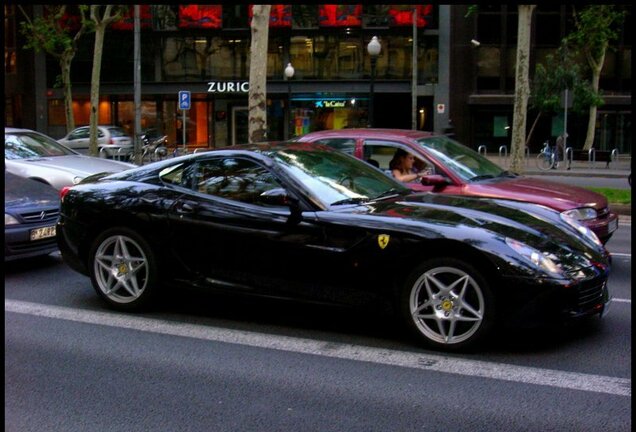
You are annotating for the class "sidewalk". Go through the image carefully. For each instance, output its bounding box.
[487,154,631,219]
[487,154,631,178]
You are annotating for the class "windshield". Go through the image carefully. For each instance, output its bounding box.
[5,131,78,159]
[416,136,505,181]
[269,147,410,208]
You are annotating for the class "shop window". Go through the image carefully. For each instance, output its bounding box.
[337,38,362,78]
[266,36,284,78]
[385,36,413,79]
[476,47,501,79]
[47,99,66,126]
[290,36,315,79]
[419,44,438,84]
[313,35,338,79]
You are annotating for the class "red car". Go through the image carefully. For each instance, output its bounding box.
[295,128,618,244]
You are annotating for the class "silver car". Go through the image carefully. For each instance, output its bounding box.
[5,127,136,190]
[58,125,133,158]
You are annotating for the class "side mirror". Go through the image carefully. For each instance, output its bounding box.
[420,174,449,189]
[259,187,291,207]
[260,188,302,224]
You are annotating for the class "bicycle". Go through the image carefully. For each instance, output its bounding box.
[536,141,557,171]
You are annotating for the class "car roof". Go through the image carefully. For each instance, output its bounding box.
[5,127,36,133]
[298,128,438,141]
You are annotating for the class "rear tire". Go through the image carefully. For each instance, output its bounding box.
[399,257,495,351]
[88,227,159,311]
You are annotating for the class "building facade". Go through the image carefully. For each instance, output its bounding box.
[5,5,631,155]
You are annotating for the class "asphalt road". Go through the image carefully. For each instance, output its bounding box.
[5,223,631,431]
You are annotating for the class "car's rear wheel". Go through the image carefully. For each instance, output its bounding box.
[88,227,158,311]
[400,258,494,351]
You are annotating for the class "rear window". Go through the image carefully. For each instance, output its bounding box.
[107,127,128,137]
[313,138,356,155]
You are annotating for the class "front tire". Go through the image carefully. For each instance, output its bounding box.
[536,152,554,171]
[88,227,159,311]
[399,258,495,351]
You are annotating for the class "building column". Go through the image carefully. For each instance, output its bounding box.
[434,5,451,135]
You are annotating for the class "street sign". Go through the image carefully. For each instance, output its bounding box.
[178,91,191,110]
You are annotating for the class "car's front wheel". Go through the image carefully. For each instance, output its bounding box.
[88,227,158,311]
[400,258,495,351]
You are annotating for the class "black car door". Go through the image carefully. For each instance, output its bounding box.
[167,155,332,300]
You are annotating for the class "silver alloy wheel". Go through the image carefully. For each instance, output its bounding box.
[409,266,485,345]
[93,234,149,304]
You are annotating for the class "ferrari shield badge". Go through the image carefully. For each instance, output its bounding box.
[378,234,390,250]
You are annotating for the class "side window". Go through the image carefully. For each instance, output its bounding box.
[194,157,284,206]
[314,138,356,155]
[363,141,435,176]
[362,143,400,173]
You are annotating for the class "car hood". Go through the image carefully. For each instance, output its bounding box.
[5,172,59,208]
[324,192,608,271]
[14,155,135,176]
[465,176,608,212]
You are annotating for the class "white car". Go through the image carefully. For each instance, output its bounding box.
[5,127,136,190]
[58,125,133,158]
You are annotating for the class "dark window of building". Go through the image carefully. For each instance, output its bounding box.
[4,5,16,75]
[364,5,391,28]
[292,4,319,28]
[534,13,561,46]
[223,4,249,29]
[476,12,502,45]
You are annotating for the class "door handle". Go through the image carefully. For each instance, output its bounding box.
[175,202,196,213]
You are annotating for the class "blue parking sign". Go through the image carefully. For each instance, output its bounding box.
[178,91,191,110]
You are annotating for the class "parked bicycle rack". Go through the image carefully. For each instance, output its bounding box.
[498,145,508,166]
[478,145,487,156]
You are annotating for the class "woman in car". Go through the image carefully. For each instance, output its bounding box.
[389,149,426,183]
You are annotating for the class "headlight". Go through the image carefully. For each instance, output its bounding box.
[562,207,597,221]
[5,214,19,225]
[505,237,562,277]
[73,176,83,185]
[559,213,603,248]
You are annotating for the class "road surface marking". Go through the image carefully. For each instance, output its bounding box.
[5,299,630,398]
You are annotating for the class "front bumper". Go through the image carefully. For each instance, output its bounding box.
[499,269,610,327]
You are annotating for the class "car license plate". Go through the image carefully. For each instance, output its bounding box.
[608,218,618,233]
[30,225,56,241]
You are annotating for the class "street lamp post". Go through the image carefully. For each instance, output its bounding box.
[284,62,295,139]
[367,36,381,128]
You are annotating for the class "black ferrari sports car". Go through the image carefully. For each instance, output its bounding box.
[57,142,611,351]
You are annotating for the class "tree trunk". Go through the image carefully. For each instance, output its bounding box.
[89,25,106,156]
[61,52,75,133]
[509,5,536,174]
[525,111,542,147]
[248,5,271,144]
[88,6,120,156]
[583,48,605,151]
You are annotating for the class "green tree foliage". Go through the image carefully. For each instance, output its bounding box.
[18,5,91,133]
[566,5,626,150]
[527,45,601,146]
